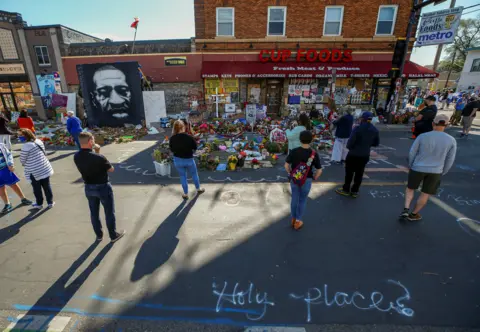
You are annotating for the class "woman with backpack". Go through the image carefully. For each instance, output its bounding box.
[19,129,54,209]
[285,130,323,230]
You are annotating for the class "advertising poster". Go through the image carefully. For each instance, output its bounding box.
[76,61,145,127]
[36,75,56,97]
[416,7,463,47]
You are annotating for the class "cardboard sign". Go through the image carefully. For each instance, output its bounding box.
[225,104,236,113]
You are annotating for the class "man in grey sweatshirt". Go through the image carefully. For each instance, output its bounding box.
[401,114,457,221]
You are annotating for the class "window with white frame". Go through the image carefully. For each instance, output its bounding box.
[471,58,480,72]
[268,7,286,36]
[375,5,397,35]
[34,46,50,66]
[324,6,344,36]
[216,8,234,36]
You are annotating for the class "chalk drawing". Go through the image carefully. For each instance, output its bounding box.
[213,282,275,321]
[208,176,289,183]
[456,218,480,239]
[369,189,480,207]
[289,280,414,322]
[221,191,242,206]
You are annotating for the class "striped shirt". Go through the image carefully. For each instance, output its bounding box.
[20,139,54,181]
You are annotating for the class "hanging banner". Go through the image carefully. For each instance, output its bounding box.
[416,7,463,47]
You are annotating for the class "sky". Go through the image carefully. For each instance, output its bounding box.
[1,0,479,66]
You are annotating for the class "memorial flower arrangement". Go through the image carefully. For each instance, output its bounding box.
[227,155,238,171]
[152,149,172,164]
[251,158,260,169]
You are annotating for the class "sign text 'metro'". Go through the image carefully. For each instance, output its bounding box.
[259,49,353,63]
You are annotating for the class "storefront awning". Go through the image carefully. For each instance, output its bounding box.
[201,61,438,79]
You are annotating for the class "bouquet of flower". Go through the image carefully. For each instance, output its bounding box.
[152,149,172,164]
[251,158,261,169]
[271,154,279,165]
[227,155,239,171]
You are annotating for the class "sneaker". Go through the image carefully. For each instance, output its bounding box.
[459,133,465,138]
[335,188,350,197]
[400,208,410,218]
[197,188,206,194]
[111,230,126,243]
[291,217,296,227]
[1,204,13,214]
[407,213,423,221]
[31,204,43,210]
[293,220,304,230]
[96,236,103,242]
[350,192,358,198]
[47,202,55,209]
[21,198,33,206]
[182,194,189,200]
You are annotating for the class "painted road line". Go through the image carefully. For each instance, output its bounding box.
[245,328,306,332]
[4,314,70,332]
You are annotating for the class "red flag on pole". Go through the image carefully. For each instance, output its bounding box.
[130,17,139,29]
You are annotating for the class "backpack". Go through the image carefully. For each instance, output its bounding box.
[290,149,316,187]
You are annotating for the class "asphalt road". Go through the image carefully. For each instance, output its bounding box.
[0,120,479,332]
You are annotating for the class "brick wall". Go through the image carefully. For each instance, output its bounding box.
[195,0,413,52]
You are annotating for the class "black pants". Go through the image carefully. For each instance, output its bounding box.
[343,154,369,193]
[30,174,53,205]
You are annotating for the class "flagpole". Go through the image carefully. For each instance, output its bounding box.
[131,27,137,54]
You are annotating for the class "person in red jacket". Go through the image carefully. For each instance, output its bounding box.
[17,110,35,134]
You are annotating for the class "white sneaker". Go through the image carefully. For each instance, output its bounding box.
[31,204,43,209]
[47,202,55,209]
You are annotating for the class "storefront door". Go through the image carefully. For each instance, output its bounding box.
[0,93,17,113]
[267,82,282,115]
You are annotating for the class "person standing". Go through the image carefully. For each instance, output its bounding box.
[17,110,35,133]
[414,95,437,138]
[19,129,54,209]
[336,112,379,198]
[0,142,32,214]
[330,110,354,164]
[459,97,479,138]
[439,90,448,110]
[286,113,311,152]
[450,94,467,126]
[169,120,205,199]
[285,131,322,230]
[0,112,13,150]
[66,111,83,149]
[74,132,125,242]
[400,115,456,221]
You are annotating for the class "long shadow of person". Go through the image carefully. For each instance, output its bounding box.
[130,196,199,282]
[0,209,49,245]
[10,241,113,331]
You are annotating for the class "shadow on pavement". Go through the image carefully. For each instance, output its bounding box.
[10,241,112,331]
[0,208,49,245]
[48,151,77,163]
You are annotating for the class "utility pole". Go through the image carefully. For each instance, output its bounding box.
[432,0,457,72]
[444,48,457,88]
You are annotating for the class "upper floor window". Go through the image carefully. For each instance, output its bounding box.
[35,46,51,66]
[268,7,286,36]
[472,59,480,72]
[324,6,344,36]
[0,28,19,60]
[216,8,234,36]
[375,5,398,35]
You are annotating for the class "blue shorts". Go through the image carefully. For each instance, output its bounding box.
[0,167,20,188]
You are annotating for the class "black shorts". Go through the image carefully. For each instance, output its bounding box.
[407,170,441,195]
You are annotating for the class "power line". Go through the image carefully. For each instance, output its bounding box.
[462,8,480,15]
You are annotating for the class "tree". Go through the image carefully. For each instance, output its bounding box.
[440,15,480,72]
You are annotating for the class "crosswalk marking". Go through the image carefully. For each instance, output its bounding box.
[4,315,70,332]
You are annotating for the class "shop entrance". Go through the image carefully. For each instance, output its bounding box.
[0,93,17,113]
[266,80,283,115]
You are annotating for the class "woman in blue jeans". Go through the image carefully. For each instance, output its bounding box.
[285,131,322,230]
[169,120,205,199]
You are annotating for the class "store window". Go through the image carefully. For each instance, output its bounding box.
[324,6,344,36]
[216,8,234,36]
[471,58,480,72]
[375,5,397,35]
[267,7,286,36]
[0,28,19,60]
[34,46,51,66]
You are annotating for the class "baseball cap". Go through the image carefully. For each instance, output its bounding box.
[433,114,449,124]
[425,95,436,101]
[361,111,373,120]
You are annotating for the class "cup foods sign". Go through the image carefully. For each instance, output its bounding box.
[416,7,463,47]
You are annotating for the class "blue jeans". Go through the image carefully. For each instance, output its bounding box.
[290,178,312,220]
[173,157,201,194]
[85,183,116,239]
[72,132,81,150]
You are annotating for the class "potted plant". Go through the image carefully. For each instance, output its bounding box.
[152,148,172,176]
[251,158,261,169]
[227,155,238,171]
[237,151,246,168]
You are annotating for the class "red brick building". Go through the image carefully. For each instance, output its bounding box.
[195,0,436,113]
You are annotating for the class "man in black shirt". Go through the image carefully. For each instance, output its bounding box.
[74,132,125,243]
[460,97,479,138]
[414,95,437,137]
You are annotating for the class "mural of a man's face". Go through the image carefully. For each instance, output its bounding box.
[93,67,132,119]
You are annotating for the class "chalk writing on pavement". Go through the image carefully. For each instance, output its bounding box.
[369,189,480,206]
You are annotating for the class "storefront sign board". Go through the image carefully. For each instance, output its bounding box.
[259,49,352,63]
[416,7,463,46]
[0,64,25,75]
[165,56,187,66]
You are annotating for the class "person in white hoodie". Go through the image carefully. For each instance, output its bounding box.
[19,129,54,209]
